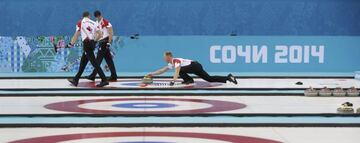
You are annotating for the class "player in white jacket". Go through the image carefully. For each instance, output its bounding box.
[147,51,237,86]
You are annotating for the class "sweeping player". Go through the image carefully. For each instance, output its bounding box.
[67,11,109,87]
[147,51,238,86]
[85,10,117,82]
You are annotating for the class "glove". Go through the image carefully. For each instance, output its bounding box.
[106,43,111,48]
[65,43,74,48]
[169,81,175,86]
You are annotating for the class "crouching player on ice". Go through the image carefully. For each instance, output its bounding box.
[146,51,238,86]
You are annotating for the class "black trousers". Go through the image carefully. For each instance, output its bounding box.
[179,62,228,83]
[89,37,117,78]
[74,40,107,81]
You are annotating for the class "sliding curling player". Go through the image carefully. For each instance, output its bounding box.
[67,11,109,87]
[145,51,238,86]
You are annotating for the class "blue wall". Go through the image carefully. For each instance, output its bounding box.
[1,0,359,74]
[114,36,360,72]
[1,36,359,73]
[1,0,360,36]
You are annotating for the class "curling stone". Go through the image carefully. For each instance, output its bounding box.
[337,102,354,114]
[304,87,318,97]
[346,86,359,97]
[332,87,346,97]
[141,75,153,84]
[319,86,332,97]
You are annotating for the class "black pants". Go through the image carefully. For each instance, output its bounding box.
[179,62,228,83]
[89,38,117,78]
[74,40,107,81]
